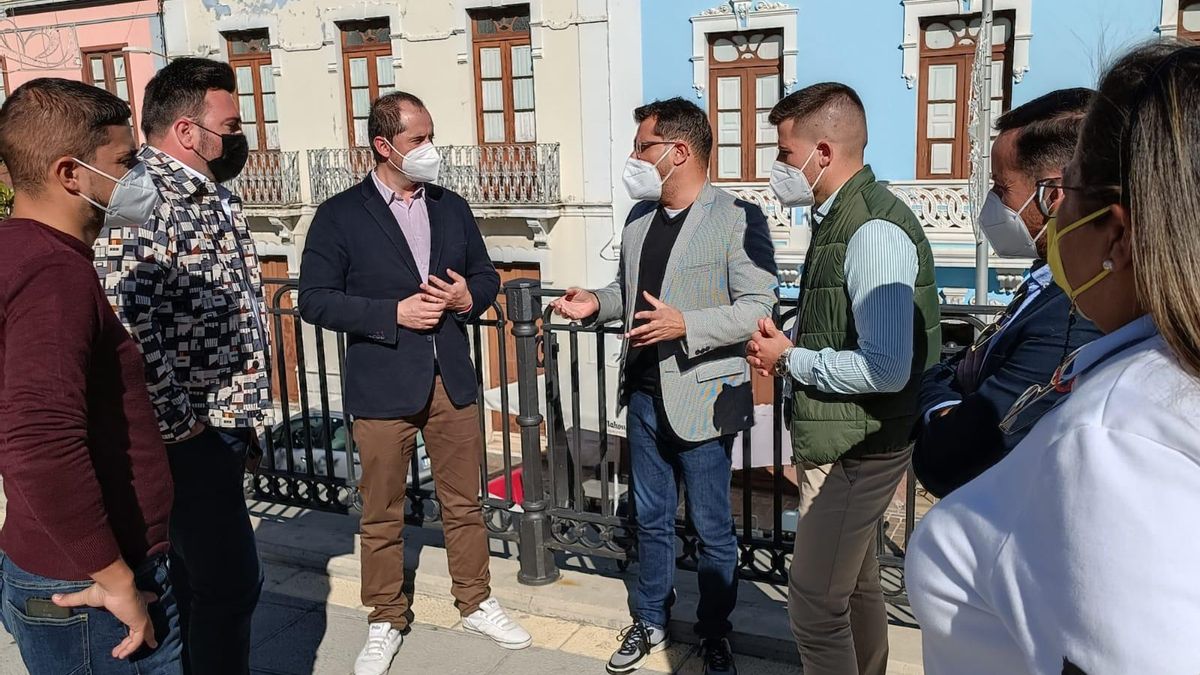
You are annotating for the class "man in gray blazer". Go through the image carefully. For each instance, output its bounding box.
[551,98,777,675]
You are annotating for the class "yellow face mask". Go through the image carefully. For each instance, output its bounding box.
[1046,205,1112,302]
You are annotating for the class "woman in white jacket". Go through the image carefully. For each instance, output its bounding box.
[907,42,1200,674]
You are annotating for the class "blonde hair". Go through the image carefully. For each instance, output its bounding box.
[1077,42,1200,375]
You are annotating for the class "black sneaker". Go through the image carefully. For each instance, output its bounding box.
[701,637,737,675]
[606,620,668,674]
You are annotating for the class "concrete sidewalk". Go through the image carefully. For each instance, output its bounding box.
[250,588,797,675]
[0,497,925,674]
[248,499,924,674]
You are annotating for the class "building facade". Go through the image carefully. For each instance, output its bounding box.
[639,0,1189,301]
[159,0,640,292]
[0,0,166,141]
[152,0,642,424]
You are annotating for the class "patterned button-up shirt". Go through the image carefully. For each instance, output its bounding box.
[94,145,273,441]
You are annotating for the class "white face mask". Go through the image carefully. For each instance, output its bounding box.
[978,190,1045,258]
[622,143,679,202]
[72,159,159,231]
[769,147,825,207]
[385,139,441,184]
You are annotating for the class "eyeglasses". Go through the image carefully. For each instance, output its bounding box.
[998,350,1081,435]
[1034,178,1121,218]
[633,140,679,155]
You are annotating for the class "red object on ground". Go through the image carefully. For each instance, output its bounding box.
[487,467,524,504]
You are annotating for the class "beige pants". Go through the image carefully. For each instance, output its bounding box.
[787,447,911,675]
[355,377,491,630]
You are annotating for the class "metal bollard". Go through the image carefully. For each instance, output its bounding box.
[504,279,560,585]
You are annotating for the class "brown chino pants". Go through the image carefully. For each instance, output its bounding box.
[354,376,491,630]
[788,447,911,675]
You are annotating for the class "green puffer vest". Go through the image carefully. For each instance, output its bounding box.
[790,166,941,464]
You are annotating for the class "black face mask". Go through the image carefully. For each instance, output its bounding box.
[192,122,250,183]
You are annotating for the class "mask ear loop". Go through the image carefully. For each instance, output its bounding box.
[656,142,683,185]
[70,157,122,215]
[801,146,827,194]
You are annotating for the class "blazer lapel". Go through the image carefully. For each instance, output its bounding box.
[425,186,446,281]
[623,208,655,318]
[361,178,421,282]
[660,183,717,300]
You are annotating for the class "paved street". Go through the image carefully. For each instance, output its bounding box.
[0,591,800,675]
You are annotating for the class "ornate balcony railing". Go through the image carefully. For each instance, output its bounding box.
[224,150,302,207]
[885,179,972,235]
[715,179,973,237]
[715,181,792,229]
[306,144,561,207]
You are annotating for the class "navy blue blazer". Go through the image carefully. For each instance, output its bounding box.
[298,177,500,419]
[912,273,1102,498]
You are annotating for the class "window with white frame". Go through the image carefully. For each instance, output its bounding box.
[340,18,395,148]
[471,5,535,145]
[226,30,278,151]
[708,31,783,183]
[916,12,1014,179]
[1181,1,1200,41]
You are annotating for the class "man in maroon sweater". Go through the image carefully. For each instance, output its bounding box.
[0,78,180,674]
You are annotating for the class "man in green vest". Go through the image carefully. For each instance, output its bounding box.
[747,83,941,675]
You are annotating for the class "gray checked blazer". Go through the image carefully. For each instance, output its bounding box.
[592,182,778,443]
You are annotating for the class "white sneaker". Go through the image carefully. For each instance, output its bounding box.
[354,622,403,675]
[462,597,533,650]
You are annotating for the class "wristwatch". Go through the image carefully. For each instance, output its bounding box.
[773,347,794,378]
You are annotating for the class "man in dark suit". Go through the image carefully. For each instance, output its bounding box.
[298,92,529,675]
[913,89,1104,499]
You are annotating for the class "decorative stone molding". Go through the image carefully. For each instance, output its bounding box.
[690,1,799,98]
[1160,0,1180,37]
[454,0,545,63]
[525,218,551,248]
[900,0,1032,90]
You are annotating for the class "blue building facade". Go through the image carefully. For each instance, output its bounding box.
[636,0,1184,301]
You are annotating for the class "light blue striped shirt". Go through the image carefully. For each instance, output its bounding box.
[787,184,919,395]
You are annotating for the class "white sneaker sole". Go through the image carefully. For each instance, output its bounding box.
[605,639,670,674]
[462,624,534,650]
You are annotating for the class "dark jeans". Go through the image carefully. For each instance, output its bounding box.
[167,427,263,675]
[627,391,738,638]
[0,552,182,675]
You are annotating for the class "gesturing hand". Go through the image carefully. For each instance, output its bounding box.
[746,317,792,377]
[397,293,447,331]
[626,292,686,348]
[421,269,473,314]
[550,288,600,321]
[53,581,158,659]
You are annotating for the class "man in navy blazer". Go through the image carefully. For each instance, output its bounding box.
[913,89,1103,499]
[298,92,530,675]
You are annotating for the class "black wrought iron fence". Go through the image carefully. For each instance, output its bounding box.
[255,276,1003,601]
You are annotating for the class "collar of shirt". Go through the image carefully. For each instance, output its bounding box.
[142,145,235,204]
[372,169,425,205]
[1027,263,1053,292]
[1060,314,1158,385]
[812,183,846,225]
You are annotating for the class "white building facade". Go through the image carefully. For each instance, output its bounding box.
[160,0,641,427]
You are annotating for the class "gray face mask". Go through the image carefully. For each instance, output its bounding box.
[73,159,159,231]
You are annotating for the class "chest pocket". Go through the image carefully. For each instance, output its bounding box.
[678,250,729,309]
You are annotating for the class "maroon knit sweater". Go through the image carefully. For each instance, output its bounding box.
[0,218,171,580]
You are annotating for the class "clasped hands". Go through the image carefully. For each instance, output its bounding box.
[397,269,473,330]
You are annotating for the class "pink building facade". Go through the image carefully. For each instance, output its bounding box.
[0,0,165,139]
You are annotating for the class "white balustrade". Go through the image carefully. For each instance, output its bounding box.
[884,179,972,234]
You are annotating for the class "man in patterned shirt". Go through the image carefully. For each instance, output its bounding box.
[94,57,268,675]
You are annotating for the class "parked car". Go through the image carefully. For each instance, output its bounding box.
[261,411,433,485]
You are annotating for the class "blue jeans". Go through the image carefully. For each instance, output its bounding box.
[0,553,182,675]
[166,427,263,675]
[627,391,738,638]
